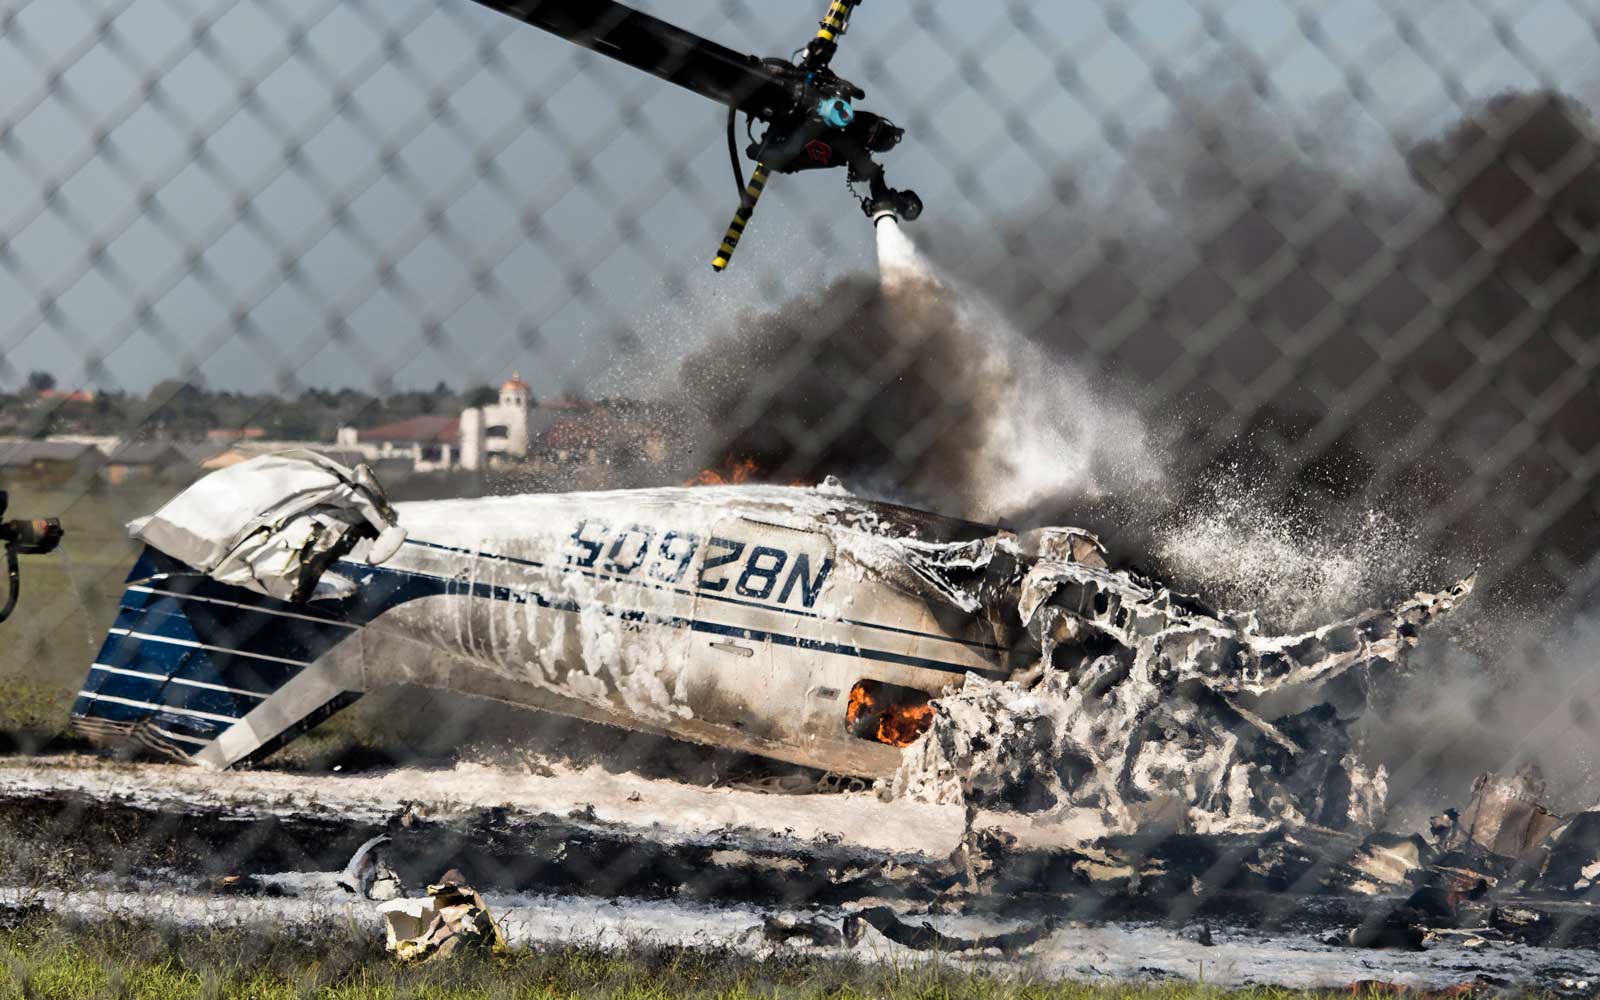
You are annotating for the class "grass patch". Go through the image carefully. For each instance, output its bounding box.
[0,910,1439,1000]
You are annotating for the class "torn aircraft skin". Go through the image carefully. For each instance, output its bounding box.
[70,455,1470,816]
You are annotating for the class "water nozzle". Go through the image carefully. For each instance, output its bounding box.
[861,188,923,224]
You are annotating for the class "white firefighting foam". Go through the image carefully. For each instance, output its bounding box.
[875,220,1161,519]
[876,221,1446,631]
[888,563,1471,834]
[1153,483,1441,632]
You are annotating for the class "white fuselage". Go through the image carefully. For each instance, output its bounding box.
[332,487,1005,775]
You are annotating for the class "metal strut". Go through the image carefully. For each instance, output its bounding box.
[0,545,18,626]
[0,490,63,625]
[711,164,770,272]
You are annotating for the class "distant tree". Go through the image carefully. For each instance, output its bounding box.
[26,371,55,393]
[465,386,498,408]
[263,405,316,440]
[142,380,218,437]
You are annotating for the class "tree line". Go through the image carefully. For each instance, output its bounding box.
[1,373,505,441]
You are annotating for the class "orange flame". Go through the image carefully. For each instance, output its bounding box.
[847,682,873,724]
[685,457,762,486]
[877,702,935,747]
[846,681,935,748]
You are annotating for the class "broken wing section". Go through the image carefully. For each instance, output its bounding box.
[128,449,405,603]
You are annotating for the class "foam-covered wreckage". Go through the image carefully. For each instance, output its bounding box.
[751,909,1059,954]
[890,561,1471,837]
[211,833,405,901]
[71,453,1468,833]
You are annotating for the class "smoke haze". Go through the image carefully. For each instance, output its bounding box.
[669,81,1600,809]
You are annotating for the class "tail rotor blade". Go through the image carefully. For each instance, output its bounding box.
[711,164,771,272]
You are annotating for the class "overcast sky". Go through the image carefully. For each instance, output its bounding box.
[0,0,1592,396]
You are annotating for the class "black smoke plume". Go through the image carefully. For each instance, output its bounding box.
[679,272,998,513]
[676,86,1600,808]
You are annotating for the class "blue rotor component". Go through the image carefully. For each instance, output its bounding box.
[818,97,854,128]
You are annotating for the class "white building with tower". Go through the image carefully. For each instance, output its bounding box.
[459,373,532,471]
[335,373,533,473]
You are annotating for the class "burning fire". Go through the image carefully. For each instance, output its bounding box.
[685,457,762,487]
[847,681,935,748]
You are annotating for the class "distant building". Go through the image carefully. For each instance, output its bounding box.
[459,374,532,471]
[337,415,460,473]
[37,388,95,404]
[45,434,119,456]
[334,373,535,474]
[206,427,267,442]
[101,441,188,485]
[534,400,678,470]
[0,440,105,484]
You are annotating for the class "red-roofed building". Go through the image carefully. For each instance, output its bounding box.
[334,373,536,473]
[38,388,96,404]
[337,414,461,472]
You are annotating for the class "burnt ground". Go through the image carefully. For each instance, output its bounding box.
[7,764,1600,959]
[6,749,1600,996]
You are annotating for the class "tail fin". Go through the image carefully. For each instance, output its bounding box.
[71,546,366,768]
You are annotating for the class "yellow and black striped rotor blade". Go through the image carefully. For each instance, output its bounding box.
[815,0,856,44]
[710,164,770,272]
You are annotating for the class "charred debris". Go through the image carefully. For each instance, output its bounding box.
[178,758,1600,962]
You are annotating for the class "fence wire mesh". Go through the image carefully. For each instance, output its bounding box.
[2,0,1600,982]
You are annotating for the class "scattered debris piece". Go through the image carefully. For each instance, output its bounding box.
[1349,834,1429,888]
[846,906,1058,954]
[1451,766,1562,860]
[380,869,505,964]
[1544,810,1600,890]
[337,834,405,901]
[753,914,847,949]
[210,874,284,898]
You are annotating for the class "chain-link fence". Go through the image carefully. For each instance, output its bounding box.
[2,0,1600,987]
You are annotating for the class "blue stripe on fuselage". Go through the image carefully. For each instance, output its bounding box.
[338,559,995,678]
[74,538,1001,744]
[115,592,354,662]
[401,537,1005,655]
[69,692,231,736]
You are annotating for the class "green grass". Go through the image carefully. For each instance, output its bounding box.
[0,911,1444,1000]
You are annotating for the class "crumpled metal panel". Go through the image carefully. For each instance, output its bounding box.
[128,450,406,603]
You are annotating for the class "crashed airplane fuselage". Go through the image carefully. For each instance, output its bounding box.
[69,454,1470,783]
